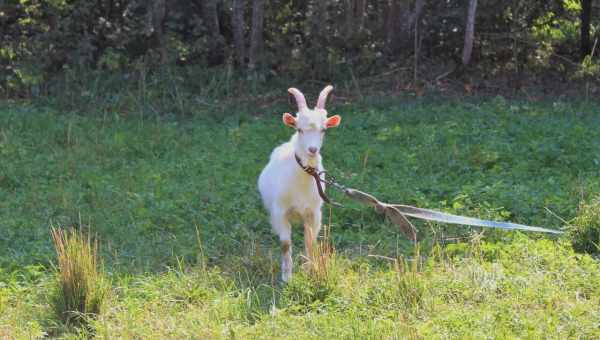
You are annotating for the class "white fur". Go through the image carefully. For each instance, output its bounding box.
[258,105,336,282]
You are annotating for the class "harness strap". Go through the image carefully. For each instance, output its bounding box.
[292,159,563,240]
[294,154,336,205]
[342,188,563,235]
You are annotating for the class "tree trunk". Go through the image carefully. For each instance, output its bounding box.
[317,0,329,26]
[148,0,167,64]
[202,0,220,36]
[356,0,366,34]
[580,0,591,59]
[386,0,425,55]
[412,0,425,36]
[345,0,354,40]
[202,0,225,65]
[462,0,477,66]
[385,0,400,51]
[399,0,424,41]
[232,0,246,66]
[248,0,265,69]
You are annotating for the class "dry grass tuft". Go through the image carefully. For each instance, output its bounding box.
[51,227,109,327]
[306,223,336,283]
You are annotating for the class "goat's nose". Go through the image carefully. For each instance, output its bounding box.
[308,147,318,154]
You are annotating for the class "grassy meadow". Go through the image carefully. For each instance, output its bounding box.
[1,96,600,338]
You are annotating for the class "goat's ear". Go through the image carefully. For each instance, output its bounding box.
[282,112,297,128]
[325,115,341,128]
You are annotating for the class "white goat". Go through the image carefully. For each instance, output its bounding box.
[258,85,341,282]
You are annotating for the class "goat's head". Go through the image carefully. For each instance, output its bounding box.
[283,85,341,159]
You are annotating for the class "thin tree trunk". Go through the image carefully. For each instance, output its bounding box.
[356,0,366,34]
[462,0,477,66]
[386,0,425,55]
[307,0,330,77]
[413,0,425,83]
[248,0,265,69]
[202,0,220,35]
[384,0,397,49]
[399,0,424,46]
[317,0,329,27]
[414,7,419,83]
[345,0,354,40]
[580,0,591,59]
[202,0,224,65]
[150,0,167,64]
[232,0,246,66]
[385,0,399,50]
[412,0,425,33]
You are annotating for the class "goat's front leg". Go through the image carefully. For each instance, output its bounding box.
[303,209,322,263]
[271,211,292,282]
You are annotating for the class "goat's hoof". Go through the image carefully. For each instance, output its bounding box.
[281,267,292,283]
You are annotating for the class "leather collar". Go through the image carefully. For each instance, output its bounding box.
[294,154,332,204]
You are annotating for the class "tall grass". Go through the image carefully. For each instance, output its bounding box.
[394,246,427,312]
[50,227,109,327]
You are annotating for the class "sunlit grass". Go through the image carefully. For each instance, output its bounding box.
[1,97,600,338]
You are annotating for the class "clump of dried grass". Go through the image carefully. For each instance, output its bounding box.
[51,227,109,327]
[306,223,336,283]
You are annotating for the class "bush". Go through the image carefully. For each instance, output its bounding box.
[50,227,110,327]
[570,198,600,254]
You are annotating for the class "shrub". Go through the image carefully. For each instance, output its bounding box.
[50,227,110,327]
[570,198,600,254]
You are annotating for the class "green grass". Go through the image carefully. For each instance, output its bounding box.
[1,96,600,338]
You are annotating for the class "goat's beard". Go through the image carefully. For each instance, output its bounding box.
[306,154,319,168]
[296,149,319,168]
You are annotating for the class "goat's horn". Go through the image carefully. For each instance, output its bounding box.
[288,88,307,111]
[316,85,334,109]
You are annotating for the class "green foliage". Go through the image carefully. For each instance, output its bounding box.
[570,199,600,254]
[1,0,598,97]
[50,227,110,327]
[575,55,600,79]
